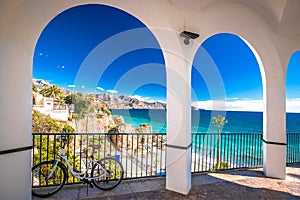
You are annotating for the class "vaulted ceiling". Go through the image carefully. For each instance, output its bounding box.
[168,0,300,37]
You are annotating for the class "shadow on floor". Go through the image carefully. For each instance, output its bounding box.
[33,166,300,200]
[287,173,300,180]
[287,163,300,169]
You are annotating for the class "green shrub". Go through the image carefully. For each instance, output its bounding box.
[96,113,103,119]
[210,162,230,171]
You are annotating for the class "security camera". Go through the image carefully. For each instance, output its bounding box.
[180,31,199,45]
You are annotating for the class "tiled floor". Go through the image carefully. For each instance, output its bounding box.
[33,163,300,199]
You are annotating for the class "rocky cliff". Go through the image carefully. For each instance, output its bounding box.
[94,93,166,109]
[71,113,153,134]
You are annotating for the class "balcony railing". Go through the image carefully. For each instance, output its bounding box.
[192,133,263,173]
[32,132,300,185]
[287,132,300,164]
[32,133,167,184]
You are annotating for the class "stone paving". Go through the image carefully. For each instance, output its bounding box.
[33,163,300,200]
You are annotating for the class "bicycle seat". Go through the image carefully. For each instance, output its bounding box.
[89,144,100,149]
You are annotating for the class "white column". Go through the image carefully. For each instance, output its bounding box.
[243,37,286,180]
[261,51,286,179]
[0,35,32,199]
[152,28,199,195]
[165,48,193,195]
[263,75,286,179]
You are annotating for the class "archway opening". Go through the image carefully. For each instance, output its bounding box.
[32,4,166,183]
[286,50,300,163]
[191,33,263,172]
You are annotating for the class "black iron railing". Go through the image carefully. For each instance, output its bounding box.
[191,133,263,173]
[32,133,167,184]
[287,132,300,164]
[32,132,300,185]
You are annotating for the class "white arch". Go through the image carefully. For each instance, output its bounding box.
[0,2,171,199]
[286,50,300,113]
[189,2,286,179]
[1,1,299,199]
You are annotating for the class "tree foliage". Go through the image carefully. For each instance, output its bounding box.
[40,84,65,100]
[65,93,89,120]
[212,115,228,168]
[32,83,38,93]
[32,110,74,133]
[212,115,227,132]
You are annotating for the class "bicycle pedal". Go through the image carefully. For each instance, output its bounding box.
[89,184,94,188]
[82,179,89,184]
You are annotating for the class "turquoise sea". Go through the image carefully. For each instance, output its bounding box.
[111,109,300,165]
[111,109,300,133]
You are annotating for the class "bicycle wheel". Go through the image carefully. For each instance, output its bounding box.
[32,160,67,198]
[92,157,124,190]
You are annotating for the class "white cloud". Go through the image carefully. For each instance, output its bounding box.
[192,98,300,113]
[68,85,75,88]
[39,52,48,57]
[57,65,65,69]
[81,85,85,88]
[96,87,105,91]
[225,97,239,100]
[130,95,150,101]
[286,98,300,113]
[156,99,167,104]
[130,95,167,103]
[130,95,166,103]
[192,99,263,112]
[107,89,118,94]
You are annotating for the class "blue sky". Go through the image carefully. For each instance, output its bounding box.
[33,4,300,112]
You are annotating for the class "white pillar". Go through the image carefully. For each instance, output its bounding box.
[263,97,286,179]
[0,34,32,200]
[243,37,286,180]
[262,61,286,179]
[165,38,197,194]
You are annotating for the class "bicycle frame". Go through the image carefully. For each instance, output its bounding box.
[50,146,109,181]
[32,136,124,198]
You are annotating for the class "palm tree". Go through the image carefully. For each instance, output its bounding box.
[40,84,65,109]
[40,84,64,99]
[212,115,227,168]
[32,83,38,93]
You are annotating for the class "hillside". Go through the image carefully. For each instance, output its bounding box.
[32,79,205,110]
[94,93,166,109]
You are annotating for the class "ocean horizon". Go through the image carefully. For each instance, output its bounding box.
[111,109,300,133]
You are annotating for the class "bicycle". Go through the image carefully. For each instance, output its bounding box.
[32,135,124,198]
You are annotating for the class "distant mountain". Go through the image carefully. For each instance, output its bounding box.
[95,93,166,109]
[32,79,199,110]
[32,79,71,95]
[32,79,50,90]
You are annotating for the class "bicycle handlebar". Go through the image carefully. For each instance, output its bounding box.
[61,135,67,143]
[57,135,67,149]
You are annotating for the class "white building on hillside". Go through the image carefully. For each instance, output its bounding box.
[33,93,69,121]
